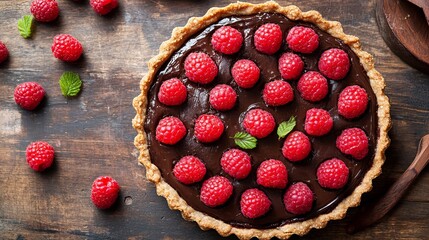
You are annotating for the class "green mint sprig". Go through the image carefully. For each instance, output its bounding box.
[277,116,296,140]
[17,15,34,39]
[59,71,82,97]
[232,132,257,150]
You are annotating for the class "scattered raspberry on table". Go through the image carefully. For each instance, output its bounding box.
[26,141,55,171]
[90,0,118,15]
[91,176,120,209]
[51,34,83,62]
[0,41,9,64]
[30,0,59,22]
[14,82,45,110]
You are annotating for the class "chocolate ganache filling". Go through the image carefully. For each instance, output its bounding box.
[144,12,378,229]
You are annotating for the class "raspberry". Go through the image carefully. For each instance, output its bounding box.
[91,176,120,209]
[254,23,283,54]
[243,109,276,139]
[286,26,319,54]
[194,114,224,143]
[336,128,369,160]
[282,131,311,162]
[200,176,233,207]
[256,159,288,189]
[220,149,251,180]
[211,26,243,55]
[90,0,118,15]
[0,41,9,64]
[317,158,349,189]
[156,116,187,145]
[304,108,333,136]
[173,156,206,184]
[338,85,368,119]
[231,59,260,88]
[240,189,271,219]
[14,82,45,110]
[262,80,294,106]
[51,34,83,62]
[184,52,218,84]
[158,78,187,106]
[283,182,314,215]
[278,52,304,80]
[209,84,237,111]
[30,0,59,22]
[26,141,54,171]
[297,71,329,102]
[318,48,350,80]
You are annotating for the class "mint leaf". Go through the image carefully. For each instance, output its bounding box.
[17,15,34,39]
[59,72,82,97]
[277,116,296,140]
[232,132,257,149]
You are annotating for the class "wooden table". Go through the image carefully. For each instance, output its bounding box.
[1,1,428,239]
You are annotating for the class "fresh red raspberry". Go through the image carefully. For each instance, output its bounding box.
[318,48,350,80]
[156,116,187,145]
[194,114,224,143]
[282,131,311,162]
[0,41,9,64]
[220,149,251,180]
[317,158,349,189]
[158,78,187,106]
[256,159,288,189]
[14,82,45,110]
[91,176,120,209]
[283,182,314,215]
[200,176,233,207]
[254,23,283,54]
[211,26,243,55]
[184,52,218,84]
[304,108,333,136]
[209,84,237,111]
[240,188,271,219]
[338,85,368,119]
[51,34,83,62]
[336,128,369,160]
[231,59,260,88]
[262,80,294,106]
[173,156,206,184]
[90,0,118,15]
[297,71,329,102]
[278,52,304,80]
[30,0,59,22]
[243,109,276,139]
[286,26,319,54]
[26,141,54,171]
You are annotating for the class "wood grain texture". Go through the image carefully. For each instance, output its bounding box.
[0,0,428,239]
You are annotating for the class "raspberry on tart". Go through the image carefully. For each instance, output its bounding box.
[194,114,224,143]
[158,78,187,106]
[336,128,369,160]
[231,59,260,88]
[254,23,282,54]
[220,148,252,180]
[200,176,233,207]
[318,48,351,80]
[242,109,276,138]
[211,26,243,54]
[278,52,304,80]
[209,84,237,111]
[134,2,390,239]
[297,71,329,102]
[286,26,319,54]
[184,52,218,84]
[155,116,187,145]
[317,158,350,189]
[173,156,206,184]
[338,85,369,119]
[262,80,294,106]
[240,188,271,219]
[256,159,288,189]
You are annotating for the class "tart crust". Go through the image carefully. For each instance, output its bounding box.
[132,1,391,239]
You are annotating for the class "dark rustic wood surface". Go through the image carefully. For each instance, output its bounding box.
[0,0,428,239]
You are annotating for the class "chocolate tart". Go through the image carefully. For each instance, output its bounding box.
[133,2,391,239]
